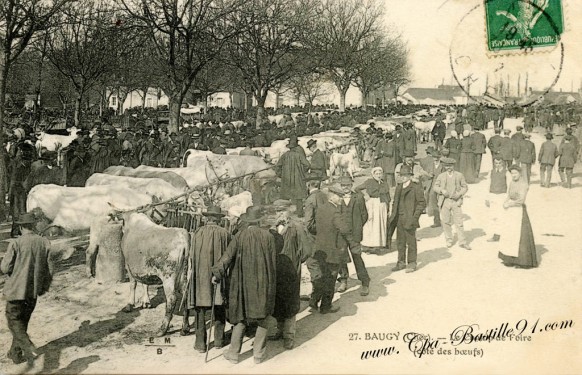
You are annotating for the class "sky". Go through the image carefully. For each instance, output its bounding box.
[383,0,582,94]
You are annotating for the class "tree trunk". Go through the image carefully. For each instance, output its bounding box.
[74,93,82,127]
[168,96,181,134]
[245,92,253,112]
[361,89,368,111]
[202,94,208,115]
[338,85,349,112]
[0,58,10,221]
[255,93,267,130]
[274,91,280,111]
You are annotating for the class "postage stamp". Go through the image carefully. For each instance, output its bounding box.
[485,0,564,52]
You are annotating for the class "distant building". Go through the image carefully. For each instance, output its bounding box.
[526,90,582,105]
[401,85,468,106]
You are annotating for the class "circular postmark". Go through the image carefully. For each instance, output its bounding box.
[449,0,565,107]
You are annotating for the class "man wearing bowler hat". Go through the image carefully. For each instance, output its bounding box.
[187,206,230,352]
[1,212,52,364]
[212,206,276,364]
[390,165,426,273]
[433,157,471,250]
[419,147,444,227]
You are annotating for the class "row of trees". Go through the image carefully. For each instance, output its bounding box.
[0,0,409,218]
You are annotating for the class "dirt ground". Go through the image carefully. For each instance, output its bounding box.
[1,118,581,374]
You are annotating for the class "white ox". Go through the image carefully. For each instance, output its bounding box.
[219,191,253,218]
[181,149,214,167]
[103,166,189,190]
[329,146,361,179]
[86,174,185,201]
[27,184,154,231]
[86,212,190,336]
[414,120,436,143]
[35,127,81,152]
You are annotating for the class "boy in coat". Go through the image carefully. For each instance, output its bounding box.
[390,165,426,273]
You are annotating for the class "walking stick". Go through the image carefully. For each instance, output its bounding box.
[205,282,216,363]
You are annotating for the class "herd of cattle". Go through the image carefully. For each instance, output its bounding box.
[24,109,458,335]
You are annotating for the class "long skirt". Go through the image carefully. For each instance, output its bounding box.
[459,152,475,183]
[361,198,388,248]
[498,205,539,268]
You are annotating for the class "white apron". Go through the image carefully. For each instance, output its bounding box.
[361,197,388,247]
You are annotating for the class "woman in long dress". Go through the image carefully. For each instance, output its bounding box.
[355,167,390,248]
[498,165,539,268]
[459,130,475,183]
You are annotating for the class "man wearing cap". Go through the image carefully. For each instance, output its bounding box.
[303,178,327,307]
[336,176,370,296]
[538,133,558,188]
[311,185,355,313]
[212,206,277,364]
[433,157,471,250]
[307,139,328,180]
[561,126,580,159]
[558,135,576,188]
[499,129,514,168]
[390,165,426,273]
[187,206,230,353]
[470,126,487,179]
[419,147,444,227]
[1,212,52,364]
[517,133,536,183]
[276,135,310,217]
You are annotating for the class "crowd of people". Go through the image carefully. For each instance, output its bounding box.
[1,101,581,366]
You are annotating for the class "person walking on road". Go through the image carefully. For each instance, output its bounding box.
[212,206,277,364]
[390,165,426,273]
[1,212,53,364]
[433,157,471,250]
[538,133,558,188]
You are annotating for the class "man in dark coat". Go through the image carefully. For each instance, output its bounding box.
[374,132,396,187]
[431,118,447,151]
[558,135,577,188]
[419,148,444,227]
[8,140,36,237]
[517,134,536,183]
[390,165,426,273]
[276,136,310,217]
[303,178,327,306]
[188,206,230,353]
[1,212,52,364]
[271,209,312,350]
[402,122,417,155]
[212,206,276,364]
[307,139,328,181]
[487,127,504,164]
[312,186,355,314]
[336,177,370,296]
[499,129,514,168]
[538,133,558,188]
[470,126,487,179]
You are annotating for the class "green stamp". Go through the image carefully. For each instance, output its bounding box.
[485,0,564,52]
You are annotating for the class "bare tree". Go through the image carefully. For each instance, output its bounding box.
[308,0,384,112]
[286,71,330,112]
[353,32,409,110]
[45,0,125,127]
[122,0,243,133]
[0,0,71,220]
[225,0,313,128]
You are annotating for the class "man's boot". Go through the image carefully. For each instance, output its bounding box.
[559,171,566,186]
[336,280,347,293]
[567,173,572,189]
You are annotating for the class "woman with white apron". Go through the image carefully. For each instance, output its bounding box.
[497,165,540,268]
[356,167,390,249]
